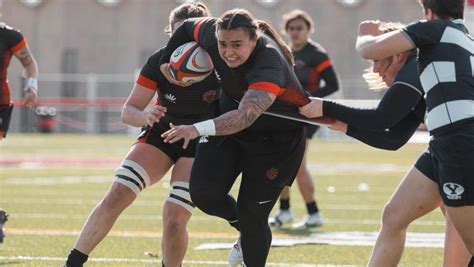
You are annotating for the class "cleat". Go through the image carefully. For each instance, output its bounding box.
[228,236,243,266]
[292,212,324,228]
[268,209,293,227]
[0,209,8,243]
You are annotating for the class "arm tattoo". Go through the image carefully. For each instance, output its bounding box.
[213,89,276,135]
[14,47,33,66]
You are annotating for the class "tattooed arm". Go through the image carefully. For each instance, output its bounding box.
[161,89,276,148]
[214,89,276,135]
[14,45,38,78]
[14,45,39,108]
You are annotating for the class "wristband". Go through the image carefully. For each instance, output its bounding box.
[25,77,38,91]
[193,119,216,136]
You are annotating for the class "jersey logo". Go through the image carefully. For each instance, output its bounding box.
[164,93,176,103]
[266,168,279,180]
[214,70,221,82]
[198,136,208,143]
[202,90,217,103]
[443,182,464,200]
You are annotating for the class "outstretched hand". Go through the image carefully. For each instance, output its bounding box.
[299,98,323,118]
[161,123,200,149]
[358,20,383,36]
[145,105,167,127]
[23,87,38,109]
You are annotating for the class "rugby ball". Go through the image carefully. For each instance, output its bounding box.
[170,41,213,84]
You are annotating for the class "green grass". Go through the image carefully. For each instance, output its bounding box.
[0,134,444,266]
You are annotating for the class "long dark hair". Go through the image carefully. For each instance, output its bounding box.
[164,2,211,34]
[216,9,295,65]
[418,0,464,19]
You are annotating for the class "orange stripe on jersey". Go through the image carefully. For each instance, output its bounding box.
[193,19,206,42]
[136,74,158,90]
[249,82,283,96]
[10,38,27,53]
[315,59,332,73]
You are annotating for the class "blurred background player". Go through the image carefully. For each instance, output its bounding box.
[0,209,8,243]
[62,3,219,267]
[269,9,339,228]
[0,22,39,140]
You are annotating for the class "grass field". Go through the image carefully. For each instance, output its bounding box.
[0,134,444,266]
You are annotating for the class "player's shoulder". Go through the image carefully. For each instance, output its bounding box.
[254,36,286,64]
[0,23,21,35]
[394,56,423,94]
[405,19,447,33]
[306,40,328,54]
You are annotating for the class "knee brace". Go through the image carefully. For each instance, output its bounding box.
[166,181,195,214]
[114,160,151,195]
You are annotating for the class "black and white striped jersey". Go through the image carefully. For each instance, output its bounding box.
[403,19,474,135]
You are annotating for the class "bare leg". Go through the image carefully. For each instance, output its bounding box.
[445,206,474,256]
[161,157,193,267]
[442,206,471,266]
[368,167,441,267]
[74,143,173,254]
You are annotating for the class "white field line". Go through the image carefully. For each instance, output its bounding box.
[196,232,445,249]
[0,160,410,175]
[0,256,360,267]
[5,212,445,226]
[6,228,445,242]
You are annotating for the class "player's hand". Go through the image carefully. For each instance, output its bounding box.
[159,63,194,87]
[161,123,199,149]
[145,105,167,127]
[358,20,382,36]
[23,86,38,109]
[299,98,323,118]
[329,120,348,133]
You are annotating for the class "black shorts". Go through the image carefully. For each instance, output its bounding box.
[430,123,474,207]
[414,148,436,182]
[136,120,197,162]
[191,128,306,189]
[306,125,320,139]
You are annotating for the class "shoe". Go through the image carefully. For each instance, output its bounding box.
[228,236,243,266]
[268,209,293,227]
[292,212,324,228]
[0,209,8,243]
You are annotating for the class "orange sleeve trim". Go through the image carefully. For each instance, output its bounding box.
[136,74,158,90]
[193,19,205,42]
[315,59,332,73]
[249,81,283,96]
[11,38,27,53]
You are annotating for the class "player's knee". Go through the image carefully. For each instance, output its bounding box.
[113,159,151,196]
[189,185,218,211]
[381,202,407,230]
[163,209,187,234]
[166,181,195,215]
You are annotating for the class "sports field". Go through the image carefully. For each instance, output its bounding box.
[0,134,444,266]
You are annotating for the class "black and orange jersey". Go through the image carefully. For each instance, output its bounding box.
[293,40,339,97]
[0,23,26,105]
[136,48,220,125]
[163,17,310,132]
